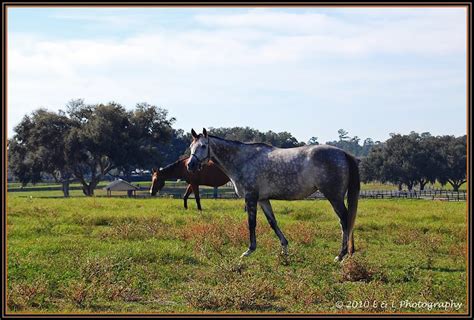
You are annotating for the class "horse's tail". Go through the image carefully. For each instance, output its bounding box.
[345,153,360,255]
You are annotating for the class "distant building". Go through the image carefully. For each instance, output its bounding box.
[103,179,140,197]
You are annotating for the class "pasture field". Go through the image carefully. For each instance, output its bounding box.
[6,191,468,314]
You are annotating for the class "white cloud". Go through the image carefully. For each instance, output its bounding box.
[196,8,466,55]
[196,9,354,35]
[7,8,467,141]
[9,8,467,71]
[9,8,466,75]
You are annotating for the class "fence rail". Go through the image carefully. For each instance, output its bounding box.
[152,188,467,202]
[8,183,467,201]
[307,189,467,201]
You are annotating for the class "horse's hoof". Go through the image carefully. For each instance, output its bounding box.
[281,245,289,256]
[335,253,350,263]
[240,249,254,258]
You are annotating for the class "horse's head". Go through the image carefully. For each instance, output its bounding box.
[150,168,165,196]
[187,128,210,173]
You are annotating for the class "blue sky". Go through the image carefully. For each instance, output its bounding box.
[7,7,467,143]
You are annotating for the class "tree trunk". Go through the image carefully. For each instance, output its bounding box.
[81,179,100,196]
[448,179,465,192]
[82,184,94,196]
[407,182,413,191]
[451,182,460,192]
[75,161,110,197]
[62,180,70,197]
[419,180,427,191]
[398,183,403,191]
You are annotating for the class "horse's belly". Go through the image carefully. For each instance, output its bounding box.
[256,162,317,200]
[259,183,317,200]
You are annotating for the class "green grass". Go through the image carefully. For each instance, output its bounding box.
[6,191,468,314]
[7,181,237,199]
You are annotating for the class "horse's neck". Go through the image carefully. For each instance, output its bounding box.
[161,161,186,180]
[209,137,257,180]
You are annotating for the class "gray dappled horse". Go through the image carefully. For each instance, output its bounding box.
[187,129,360,262]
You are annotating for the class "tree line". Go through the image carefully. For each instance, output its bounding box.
[7,100,309,196]
[8,100,466,196]
[360,132,466,191]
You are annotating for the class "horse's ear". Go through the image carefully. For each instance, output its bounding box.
[203,128,208,137]
[152,167,157,173]
[191,128,198,139]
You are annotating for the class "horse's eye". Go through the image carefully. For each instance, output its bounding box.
[201,145,206,149]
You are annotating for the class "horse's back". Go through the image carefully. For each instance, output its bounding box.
[263,144,348,172]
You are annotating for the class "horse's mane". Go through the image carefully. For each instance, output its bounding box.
[178,154,190,162]
[208,134,274,148]
[160,155,189,172]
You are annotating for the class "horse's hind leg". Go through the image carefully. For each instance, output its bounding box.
[193,184,202,211]
[327,197,350,262]
[259,200,289,255]
[241,194,258,258]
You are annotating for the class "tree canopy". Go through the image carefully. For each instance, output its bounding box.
[326,129,381,157]
[208,126,305,148]
[360,132,466,191]
[9,100,176,196]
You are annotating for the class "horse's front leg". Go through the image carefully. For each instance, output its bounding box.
[193,184,202,211]
[241,194,258,258]
[183,185,193,209]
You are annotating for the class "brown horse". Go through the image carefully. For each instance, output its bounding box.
[150,157,230,210]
